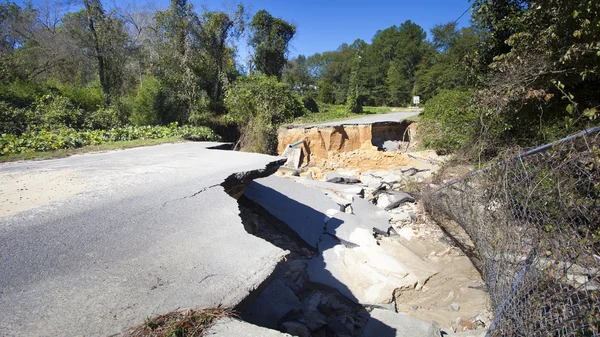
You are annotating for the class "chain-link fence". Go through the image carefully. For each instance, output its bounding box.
[423,127,600,337]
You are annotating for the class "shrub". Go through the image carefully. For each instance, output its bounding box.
[225,75,302,154]
[0,124,221,156]
[0,79,43,107]
[84,107,123,130]
[302,97,319,113]
[58,82,104,112]
[125,75,162,126]
[29,94,84,130]
[420,90,477,155]
[0,102,27,135]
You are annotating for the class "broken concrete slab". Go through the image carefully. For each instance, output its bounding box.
[244,176,340,248]
[209,318,292,337]
[350,197,391,233]
[362,309,442,337]
[291,177,364,197]
[307,237,436,304]
[0,143,287,336]
[242,175,436,305]
[377,191,415,211]
[325,172,360,184]
[282,147,303,169]
[239,279,303,329]
[359,172,384,189]
[383,140,402,152]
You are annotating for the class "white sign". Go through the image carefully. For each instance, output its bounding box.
[413,96,420,105]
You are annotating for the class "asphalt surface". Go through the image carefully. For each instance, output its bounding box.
[0,143,287,336]
[311,110,420,127]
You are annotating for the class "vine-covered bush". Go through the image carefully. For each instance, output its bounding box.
[420,90,477,155]
[225,74,303,154]
[0,123,221,155]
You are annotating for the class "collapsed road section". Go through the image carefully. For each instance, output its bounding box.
[0,142,289,336]
[231,118,491,336]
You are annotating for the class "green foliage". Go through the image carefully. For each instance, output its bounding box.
[225,74,302,154]
[0,79,42,107]
[307,21,432,107]
[250,10,296,78]
[293,104,392,124]
[345,53,362,113]
[282,55,317,96]
[420,90,476,155]
[469,0,600,155]
[302,97,319,113]
[0,101,27,134]
[30,94,83,130]
[414,27,478,101]
[124,76,162,126]
[58,82,104,112]
[83,106,122,130]
[0,123,220,155]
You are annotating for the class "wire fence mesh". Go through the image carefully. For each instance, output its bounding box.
[423,128,600,337]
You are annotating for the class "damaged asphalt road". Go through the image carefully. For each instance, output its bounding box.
[0,142,288,336]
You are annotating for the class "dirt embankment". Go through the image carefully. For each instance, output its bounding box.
[278,121,418,171]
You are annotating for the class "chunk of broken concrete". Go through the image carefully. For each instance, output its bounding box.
[280,321,311,337]
[383,140,401,152]
[239,279,303,329]
[377,191,415,210]
[325,197,391,245]
[210,318,292,336]
[282,147,303,169]
[325,172,360,184]
[390,211,412,223]
[244,177,340,248]
[307,235,438,304]
[362,309,442,337]
[291,177,364,197]
[359,172,383,189]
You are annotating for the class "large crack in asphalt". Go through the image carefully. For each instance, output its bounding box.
[161,158,287,208]
[235,196,371,337]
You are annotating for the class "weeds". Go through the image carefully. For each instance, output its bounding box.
[128,308,233,337]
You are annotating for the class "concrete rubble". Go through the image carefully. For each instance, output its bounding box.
[209,318,293,336]
[240,144,491,336]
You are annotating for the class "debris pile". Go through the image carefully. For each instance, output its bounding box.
[238,148,490,336]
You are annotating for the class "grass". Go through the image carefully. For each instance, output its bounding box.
[128,308,233,337]
[0,136,185,163]
[362,106,394,114]
[292,104,405,125]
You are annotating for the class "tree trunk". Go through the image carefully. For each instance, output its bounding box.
[83,0,111,108]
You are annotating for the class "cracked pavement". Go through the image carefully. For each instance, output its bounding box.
[0,142,287,336]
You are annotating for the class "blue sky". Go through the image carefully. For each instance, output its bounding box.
[29,0,473,59]
[232,0,473,57]
[194,0,473,59]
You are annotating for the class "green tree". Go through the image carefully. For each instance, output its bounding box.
[225,74,302,154]
[282,55,316,96]
[82,0,130,108]
[414,25,478,101]
[471,0,600,153]
[345,52,362,113]
[198,5,245,103]
[154,0,205,124]
[385,21,428,106]
[249,10,296,78]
